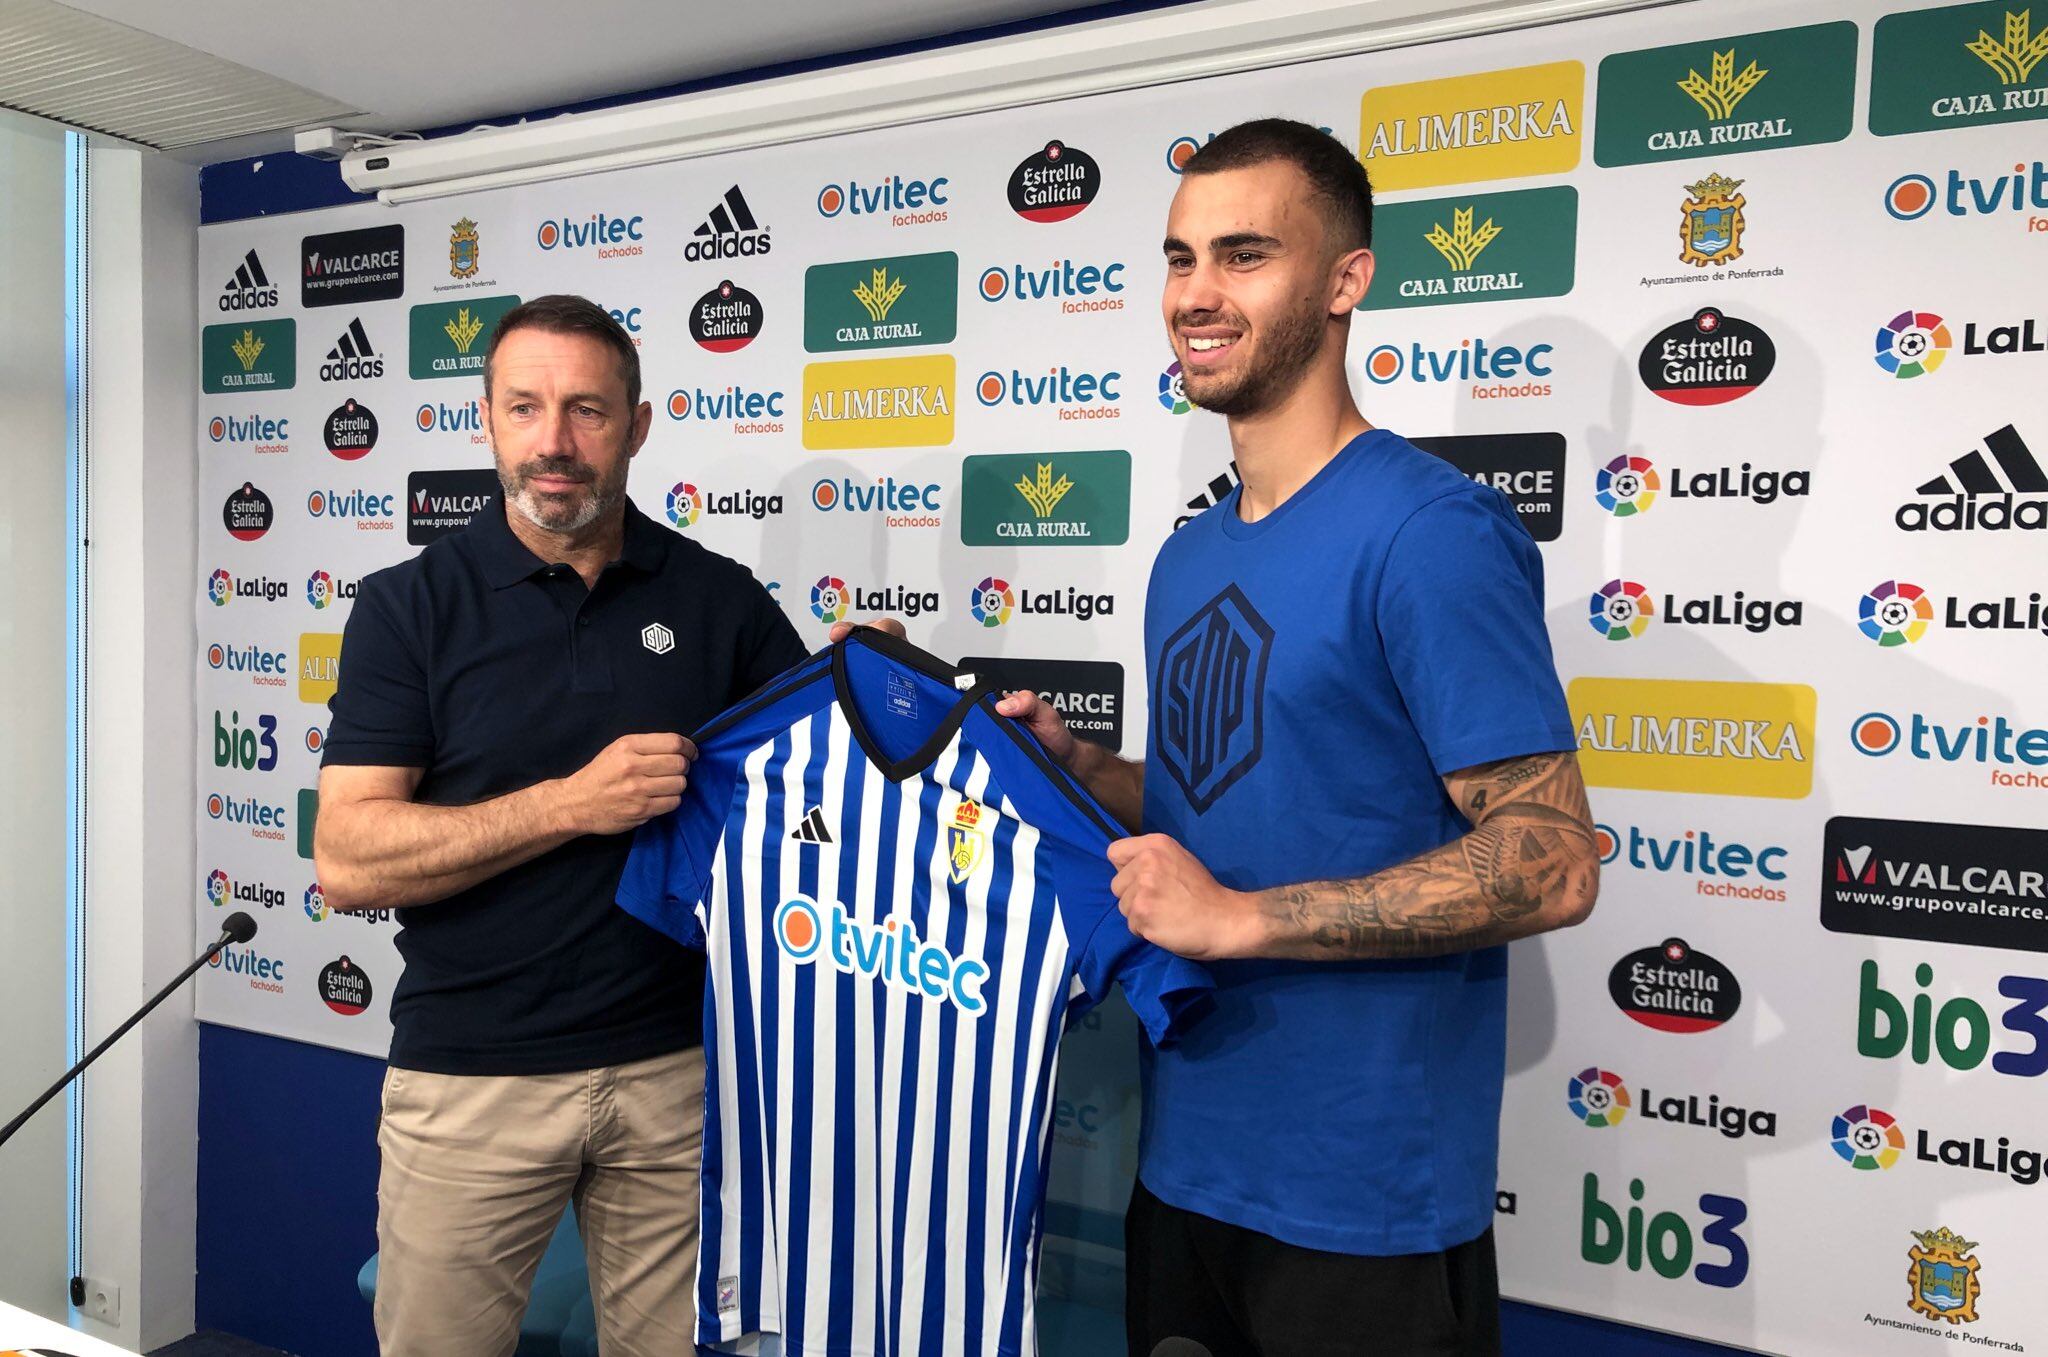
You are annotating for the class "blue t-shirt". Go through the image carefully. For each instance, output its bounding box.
[1138,428,1575,1256]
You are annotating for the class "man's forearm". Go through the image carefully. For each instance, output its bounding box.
[1249,803,1598,960]
[1069,740,1146,833]
[322,780,581,911]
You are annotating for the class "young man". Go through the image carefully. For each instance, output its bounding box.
[998,119,1600,1354]
[315,296,806,1356]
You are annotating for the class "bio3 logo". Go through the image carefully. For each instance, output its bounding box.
[1858,960,2048,1079]
[1580,1173,1749,1289]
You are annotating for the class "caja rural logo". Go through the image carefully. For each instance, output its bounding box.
[1872,2,2048,137]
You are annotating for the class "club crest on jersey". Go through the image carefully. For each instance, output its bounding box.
[949,799,987,882]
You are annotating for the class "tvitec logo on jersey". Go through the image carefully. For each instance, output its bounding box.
[775,894,989,1013]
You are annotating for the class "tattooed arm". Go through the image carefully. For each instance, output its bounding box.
[1107,752,1600,962]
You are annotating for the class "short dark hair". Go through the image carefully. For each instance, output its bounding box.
[482,293,642,408]
[1181,118,1373,252]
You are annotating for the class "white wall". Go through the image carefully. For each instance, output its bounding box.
[71,142,201,1352]
[0,107,77,1325]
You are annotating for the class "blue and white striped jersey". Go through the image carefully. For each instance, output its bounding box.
[617,628,1209,1357]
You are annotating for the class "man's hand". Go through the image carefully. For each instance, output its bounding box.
[1108,834,1261,961]
[561,732,697,836]
[993,687,1078,767]
[827,617,908,644]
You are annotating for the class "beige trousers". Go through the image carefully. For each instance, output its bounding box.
[373,1045,705,1357]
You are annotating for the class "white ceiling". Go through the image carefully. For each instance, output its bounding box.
[49,0,1100,162]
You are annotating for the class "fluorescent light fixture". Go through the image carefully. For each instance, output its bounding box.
[344,0,1664,204]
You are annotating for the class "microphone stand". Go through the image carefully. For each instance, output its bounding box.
[0,912,257,1152]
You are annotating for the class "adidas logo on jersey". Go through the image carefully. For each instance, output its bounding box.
[1896,423,2046,532]
[219,249,279,311]
[790,805,834,844]
[1174,462,1241,530]
[685,186,771,262]
[319,317,384,382]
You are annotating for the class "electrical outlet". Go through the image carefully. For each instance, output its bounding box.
[81,1276,119,1324]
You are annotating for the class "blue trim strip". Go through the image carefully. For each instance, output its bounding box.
[199,0,1195,223]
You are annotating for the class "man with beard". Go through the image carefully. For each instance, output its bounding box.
[314,295,806,1356]
[996,120,1600,1354]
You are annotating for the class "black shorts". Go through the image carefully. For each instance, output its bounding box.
[1124,1180,1502,1357]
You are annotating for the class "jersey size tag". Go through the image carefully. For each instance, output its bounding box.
[886,672,920,720]
[718,1275,740,1314]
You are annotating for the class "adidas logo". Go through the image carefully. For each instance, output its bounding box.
[790,805,833,844]
[685,186,771,263]
[1173,462,1241,530]
[319,318,385,383]
[218,249,278,312]
[1897,423,2047,532]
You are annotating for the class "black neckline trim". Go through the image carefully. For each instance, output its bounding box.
[832,626,996,783]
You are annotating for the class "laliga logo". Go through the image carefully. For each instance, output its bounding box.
[774,895,988,1014]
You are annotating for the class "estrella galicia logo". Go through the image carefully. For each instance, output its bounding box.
[323,399,377,459]
[1154,584,1274,813]
[690,280,764,352]
[1639,307,1776,405]
[223,483,274,541]
[1007,140,1100,222]
[318,955,372,1015]
[1608,937,1742,1033]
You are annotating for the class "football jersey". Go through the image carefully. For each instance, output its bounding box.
[617,628,1211,1357]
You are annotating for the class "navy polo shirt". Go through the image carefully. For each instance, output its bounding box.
[322,495,808,1075]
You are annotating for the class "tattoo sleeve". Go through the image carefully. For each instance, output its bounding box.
[1250,752,1600,960]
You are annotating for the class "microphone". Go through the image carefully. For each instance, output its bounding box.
[0,913,258,1150]
[1151,1342,1214,1357]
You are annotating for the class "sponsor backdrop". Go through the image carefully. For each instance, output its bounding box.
[195,0,2047,1348]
